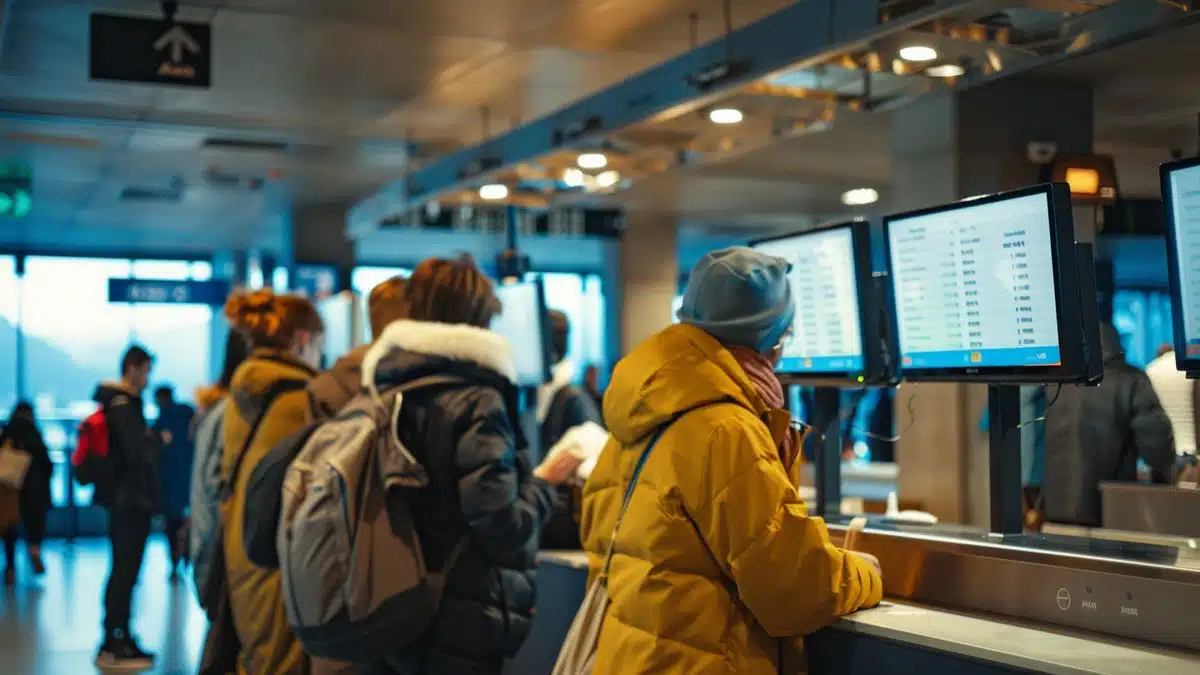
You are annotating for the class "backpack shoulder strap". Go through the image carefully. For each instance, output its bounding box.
[599,406,706,582]
[226,378,310,491]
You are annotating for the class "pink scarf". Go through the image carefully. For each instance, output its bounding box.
[728,346,798,471]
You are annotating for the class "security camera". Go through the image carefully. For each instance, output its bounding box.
[1027,141,1058,165]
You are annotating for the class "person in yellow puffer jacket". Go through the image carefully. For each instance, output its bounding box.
[580,246,883,675]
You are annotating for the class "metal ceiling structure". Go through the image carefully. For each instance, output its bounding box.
[350,0,1200,238]
[0,0,1199,255]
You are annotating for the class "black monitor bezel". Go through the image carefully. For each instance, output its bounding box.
[880,182,1090,384]
[494,276,554,387]
[750,219,891,386]
[1160,155,1200,373]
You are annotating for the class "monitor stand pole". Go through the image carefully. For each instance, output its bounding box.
[812,387,843,517]
[987,384,1025,536]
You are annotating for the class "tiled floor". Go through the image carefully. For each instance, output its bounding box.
[0,538,204,674]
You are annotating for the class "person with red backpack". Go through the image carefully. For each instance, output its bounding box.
[89,345,160,670]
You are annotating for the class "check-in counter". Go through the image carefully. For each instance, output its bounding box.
[807,601,1199,675]
[1099,482,1200,538]
[511,522,1200,675]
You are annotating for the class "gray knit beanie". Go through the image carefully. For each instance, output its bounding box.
[677,246,795,352]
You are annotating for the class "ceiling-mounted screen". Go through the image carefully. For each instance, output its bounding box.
[1160,156,1200,372]
[751,220,894,385]
[492,278,552,387]
[882,182,1096,383]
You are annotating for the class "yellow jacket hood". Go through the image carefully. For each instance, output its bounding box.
[603,324,768,446]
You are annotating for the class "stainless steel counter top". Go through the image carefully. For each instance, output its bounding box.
[535,551,1200,674]
[834,601,1199,675]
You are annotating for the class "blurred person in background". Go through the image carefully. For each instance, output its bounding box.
[222,289,324,675]
[94,345,159,669]
[361,256,580,675]
[153,385,196,582]
[1044,324,1176,527]
[190,329,252,609]
[580,247,882,675]
[1,401,51,586]
[538,309,603,550]
[582,364,604,411]
[308,275,409,421]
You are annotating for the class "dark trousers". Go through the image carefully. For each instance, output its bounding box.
[104,509,152,634]
[165,515,187,567]
[3,500,47,569]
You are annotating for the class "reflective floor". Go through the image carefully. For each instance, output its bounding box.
[0,538,204,674]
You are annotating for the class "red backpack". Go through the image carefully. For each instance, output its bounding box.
[72,408,110,487]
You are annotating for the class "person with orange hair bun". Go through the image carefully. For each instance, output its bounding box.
[218,288,324,675]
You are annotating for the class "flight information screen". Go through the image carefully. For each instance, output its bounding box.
[1166,162,1200,358]
[755,227,864,374]
[887,192,1062,370]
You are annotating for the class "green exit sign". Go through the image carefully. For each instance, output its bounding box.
[0,177,32,218]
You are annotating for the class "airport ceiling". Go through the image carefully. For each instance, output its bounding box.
[0,0,1198,254]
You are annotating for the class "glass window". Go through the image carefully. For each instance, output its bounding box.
[0,256,17,414]
[671,295,683,324]
[22,257,134,508]
[131,259,190,280]
[352,266,410,296]
[353,267,410,338]
[21,256,215,507]
[1113,289,1173,369]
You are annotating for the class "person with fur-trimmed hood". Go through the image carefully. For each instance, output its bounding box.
[360,256,580,675]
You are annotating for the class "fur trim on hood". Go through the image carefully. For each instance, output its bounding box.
[362,319,518,391]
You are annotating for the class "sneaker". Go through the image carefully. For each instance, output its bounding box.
[95,632,155,670]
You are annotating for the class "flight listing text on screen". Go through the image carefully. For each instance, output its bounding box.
[888,193,1062,369]
[757,228,864,373]
[1169,164,1200,357]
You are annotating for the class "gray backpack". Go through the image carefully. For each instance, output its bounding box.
[278,376,463,664]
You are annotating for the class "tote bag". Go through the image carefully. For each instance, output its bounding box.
[550,418,679,675]
[0,440,32,490]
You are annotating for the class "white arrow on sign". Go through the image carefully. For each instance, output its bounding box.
[154,25,200,65]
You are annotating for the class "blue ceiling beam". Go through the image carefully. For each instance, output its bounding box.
[349,0,1018,235]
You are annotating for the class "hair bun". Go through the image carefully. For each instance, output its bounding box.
[224,289,276,321]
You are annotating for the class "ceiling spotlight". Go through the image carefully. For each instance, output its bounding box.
[562,168,585,187]
[926,63,965,78]
[595,170,621,188]
[479,183,508,200]
[577,152,607,169]
[841,187,879,206]
[709,108,744,125]
[898,45,938,63]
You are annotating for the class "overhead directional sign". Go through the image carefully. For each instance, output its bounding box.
[90,13,211,88]
[109,279,230,306]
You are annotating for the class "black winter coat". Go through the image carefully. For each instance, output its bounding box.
[93,382,159,513]
[1044,325,1176,527]
[539,381,602,550]
[364,320,558,675]
[0,415,52,517]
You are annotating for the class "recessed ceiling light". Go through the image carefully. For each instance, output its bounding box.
[577,152,607,169]
[562,168,585,187]
[898,45,938,63]
[595,170,621,188]
[841,187,879,206]
[709,108,744,125]
[926,63,965,78]
[479,184,508,200]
